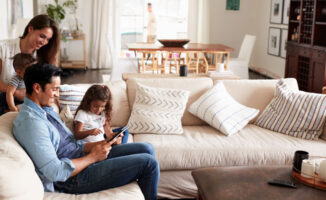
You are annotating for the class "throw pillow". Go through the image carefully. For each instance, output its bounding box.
[58,85,87,115]
[59,105,74,132]
[127,83,190,134]
[188,82,259,136]
[254,79,326,140]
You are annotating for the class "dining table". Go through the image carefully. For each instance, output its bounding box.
[127,42,234,73]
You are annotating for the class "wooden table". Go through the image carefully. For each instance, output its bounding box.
[191,166,326,200]
[127,43,234,73]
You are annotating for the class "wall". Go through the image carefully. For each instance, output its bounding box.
[208,0,287,77]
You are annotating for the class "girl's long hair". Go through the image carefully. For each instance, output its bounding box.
[75,85,113,123]
[21,14,60,65]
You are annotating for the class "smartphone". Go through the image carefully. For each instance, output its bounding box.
[107,126,128,143]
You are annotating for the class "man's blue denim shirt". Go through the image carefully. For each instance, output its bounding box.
[13,97,85,192]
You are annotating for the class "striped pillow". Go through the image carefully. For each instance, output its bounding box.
[254,79,326,140]
[188,82,259,136]
[58,85,87,115]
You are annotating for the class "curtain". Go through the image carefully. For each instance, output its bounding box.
[89,0,120,69]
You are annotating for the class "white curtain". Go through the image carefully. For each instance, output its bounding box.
[90,0,120,69]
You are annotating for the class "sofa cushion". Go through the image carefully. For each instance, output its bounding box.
[57,81,130,127]
[59,84,88,114]
[126,78,213,126]
[0,112,44,200]
[44,182,144,200]
[255,79,326,140]
[133,124,326,170]
[127,83,189,134]
[188,82,259,136]
[218,78,299,122]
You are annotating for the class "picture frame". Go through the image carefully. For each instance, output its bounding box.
[270,0,283,24]
[268,27,281,56]
[282,0,290,24]
[226,0,240,11]
[280,29,288,58]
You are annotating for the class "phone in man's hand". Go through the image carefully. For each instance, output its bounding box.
[107,126,128,143]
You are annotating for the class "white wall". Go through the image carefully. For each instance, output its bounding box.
[208,0,287,77]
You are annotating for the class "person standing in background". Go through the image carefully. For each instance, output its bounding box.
[147,3,157,43]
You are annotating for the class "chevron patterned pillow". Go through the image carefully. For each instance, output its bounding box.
[127,83,190,134]
[188,82,259,136]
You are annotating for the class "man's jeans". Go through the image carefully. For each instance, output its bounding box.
[54,142,160,200]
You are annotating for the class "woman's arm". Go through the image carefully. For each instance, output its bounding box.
[74,121,103,140]
[6,85,18,111]
[0,61,8,92]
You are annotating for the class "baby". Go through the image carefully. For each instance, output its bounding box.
[6,53,36,112]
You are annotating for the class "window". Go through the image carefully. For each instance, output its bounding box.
[119,0,188,57]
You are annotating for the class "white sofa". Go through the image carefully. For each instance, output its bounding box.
[1,77,326,199]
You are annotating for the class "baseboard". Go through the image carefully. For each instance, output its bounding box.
[249,67,281,79]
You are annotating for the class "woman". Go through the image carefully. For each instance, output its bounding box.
[0,14,60,100]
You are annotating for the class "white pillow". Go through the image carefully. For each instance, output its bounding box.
[127,83,190,134]
[188,82,259,136]
[59,105,74,132]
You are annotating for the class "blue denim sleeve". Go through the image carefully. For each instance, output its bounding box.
[13,116,75,182]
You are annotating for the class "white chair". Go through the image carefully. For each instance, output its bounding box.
[228,34,256,79]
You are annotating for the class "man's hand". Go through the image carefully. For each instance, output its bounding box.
[89,140,115,163]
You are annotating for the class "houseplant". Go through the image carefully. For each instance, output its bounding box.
[45,0,78,29]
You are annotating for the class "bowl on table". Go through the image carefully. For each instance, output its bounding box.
[158,39,190,47]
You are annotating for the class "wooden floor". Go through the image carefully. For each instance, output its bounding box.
[61,69,111,84]
[61,68,267,85]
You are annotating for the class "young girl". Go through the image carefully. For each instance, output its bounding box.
[74,85,129,143]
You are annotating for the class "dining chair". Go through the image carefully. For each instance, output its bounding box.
[185,51,206,74]
[136,51,165,74]
[228,34,256,79]
[161,52,185,74]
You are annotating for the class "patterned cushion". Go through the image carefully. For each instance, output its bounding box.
[127,83,190,134]
[254,79,326,140]
[58,85,88,115]
[188,82,259,136]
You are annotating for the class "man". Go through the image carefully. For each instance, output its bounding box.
[147,3,157,43]
[13,63,159,200]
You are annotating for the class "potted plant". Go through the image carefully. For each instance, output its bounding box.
[45,0,79,35]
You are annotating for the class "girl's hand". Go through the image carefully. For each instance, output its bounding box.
[90,128,102,136]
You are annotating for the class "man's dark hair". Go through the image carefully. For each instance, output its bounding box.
[24,63,62,95]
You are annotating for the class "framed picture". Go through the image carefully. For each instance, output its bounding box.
[270,0,283,24]
[226,0,240,11]
[280,29,288,58]
[282,0,290,24]
[268,27,281,56]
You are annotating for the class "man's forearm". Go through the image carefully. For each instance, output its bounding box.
[70,154,97,177]
[83,141,103,153]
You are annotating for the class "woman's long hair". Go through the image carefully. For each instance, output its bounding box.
[21,14,60,65]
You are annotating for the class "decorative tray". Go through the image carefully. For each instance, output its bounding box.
[158,39,190,47]
[292,170,326,190]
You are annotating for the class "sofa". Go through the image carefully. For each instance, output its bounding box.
[1,77,326,199]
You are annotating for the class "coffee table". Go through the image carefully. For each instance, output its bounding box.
[191,166,326,200]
